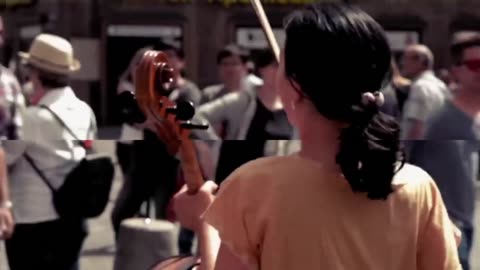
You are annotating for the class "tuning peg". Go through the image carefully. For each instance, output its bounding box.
[165,101,196,121]
[180,121,209,130]
[118,90,135,100]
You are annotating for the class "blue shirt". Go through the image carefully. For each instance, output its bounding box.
[410,101,479,228]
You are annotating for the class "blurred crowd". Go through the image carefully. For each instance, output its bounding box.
[0,11,479,270]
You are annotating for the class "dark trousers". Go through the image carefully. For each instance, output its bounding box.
[5,218,87,270]
[458,225,474,270]
[116,142,134,177]
[111,133,179,238]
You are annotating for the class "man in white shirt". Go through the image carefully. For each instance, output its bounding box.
[400,44,450,140]
[200,44,258,105]
[0,16,26,139]
[1,34,97,270]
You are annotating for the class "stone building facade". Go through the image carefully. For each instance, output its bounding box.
[2,0,480,125]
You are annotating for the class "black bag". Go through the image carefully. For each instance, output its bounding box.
[24,105,114,219]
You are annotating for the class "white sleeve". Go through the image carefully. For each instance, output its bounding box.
[403,83,431,122]
[88,109,98,140]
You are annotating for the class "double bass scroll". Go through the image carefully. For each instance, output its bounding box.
[134,50,209,195]
[115,51,208,270]
[137,1,281,269]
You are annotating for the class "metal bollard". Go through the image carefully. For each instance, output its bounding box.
[114,218,179,270]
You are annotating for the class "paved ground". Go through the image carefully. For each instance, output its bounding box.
[1,139,480,270]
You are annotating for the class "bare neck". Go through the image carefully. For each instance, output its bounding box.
[224,79,243,93]
[453,87,480,118]
[297,113,342,172]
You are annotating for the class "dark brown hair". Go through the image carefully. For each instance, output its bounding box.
[450,34,480,65]
[284,3,403,200]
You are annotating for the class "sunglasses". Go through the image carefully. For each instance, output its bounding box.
[462,59,480,72]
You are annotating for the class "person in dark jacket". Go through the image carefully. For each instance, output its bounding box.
[379,59,411,121]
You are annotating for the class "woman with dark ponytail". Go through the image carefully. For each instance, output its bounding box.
[172,3,461,270]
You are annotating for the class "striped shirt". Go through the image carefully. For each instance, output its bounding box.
[0,65,26,139]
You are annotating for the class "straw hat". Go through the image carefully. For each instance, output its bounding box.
[19,33,81,75]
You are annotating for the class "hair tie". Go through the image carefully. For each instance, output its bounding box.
[361,92,385,107]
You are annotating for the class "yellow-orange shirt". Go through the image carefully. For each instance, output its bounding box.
[204,154,461,270]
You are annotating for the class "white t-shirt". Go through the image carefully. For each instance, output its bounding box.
[400,71,450,140]
[4,87,97,224]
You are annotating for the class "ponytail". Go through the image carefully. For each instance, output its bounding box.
[282,3,404,200]
[336,92,404,200]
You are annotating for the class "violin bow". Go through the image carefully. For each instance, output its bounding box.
[250,0,281,63]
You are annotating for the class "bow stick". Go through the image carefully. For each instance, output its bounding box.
[250,0,281,63]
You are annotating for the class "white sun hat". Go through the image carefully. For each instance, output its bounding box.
[19,33,81,75]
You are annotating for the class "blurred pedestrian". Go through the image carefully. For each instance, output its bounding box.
[3,33,97,270]
[410,33,480,270]
[400,44,450,140]
[155,40,202,106]
[0,15,26,140]
[201,44,256,105]
[0,146,14,241]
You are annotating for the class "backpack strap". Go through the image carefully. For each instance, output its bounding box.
[23,153,56,192]
[39,104,88,149]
